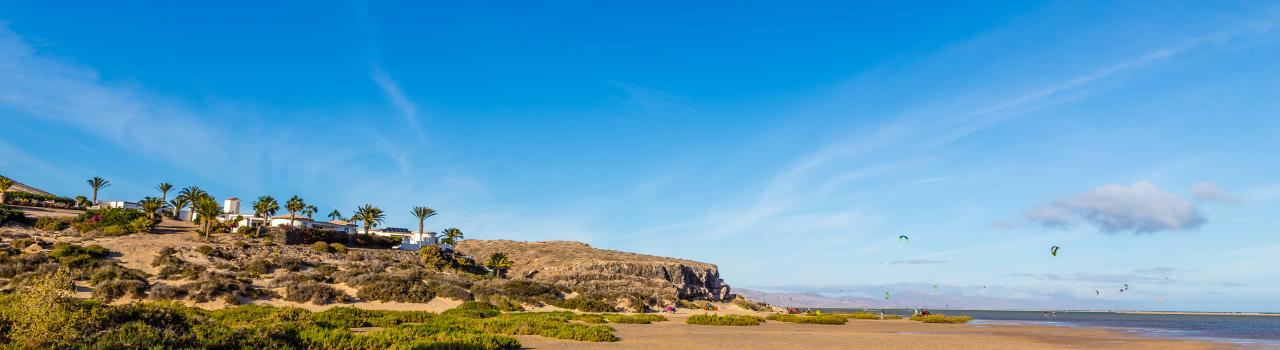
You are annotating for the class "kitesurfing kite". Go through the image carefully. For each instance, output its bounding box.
[898,235,909,243]
[884,292,891,300]
[1050,246,1060,257]
[1095,290,1100,295]
[933,285,938,292]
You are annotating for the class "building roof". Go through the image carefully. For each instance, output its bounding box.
[227,197,240,201]
[328,220,356,226]
[269,214,313,221]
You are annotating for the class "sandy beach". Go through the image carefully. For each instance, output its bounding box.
[518,312,1234,350]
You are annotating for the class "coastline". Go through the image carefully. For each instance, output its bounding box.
[517,311,1235,350]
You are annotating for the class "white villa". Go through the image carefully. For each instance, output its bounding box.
[213,198,357,234]
[186,197,443,251]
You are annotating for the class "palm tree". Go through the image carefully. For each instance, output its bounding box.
[484,252,513,278]
[303,204,318,219]
[168,197,189,219]
[156,182,174,206]
[327,209,344,221]
[252,195,279,230]
[411,206,437,242]
[75,196,90,209]
[285,195,305,227]
[352,204,385,235]
[139,196,165,221]
[87,177,110,204]
[193,195,222,240]
[440,228,464,246]
[0,177,14,205]
[177,186,206,221]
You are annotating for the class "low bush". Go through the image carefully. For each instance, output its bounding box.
[494,298,525,312]
[0,205,29,225]
[601,313,667,324]
[285,281,349,305]
[470,279,561,306]
[9,238,37,249]
[554,296,616,313]
[686,314,764,326]
[34,216,70,231]
[178,272,269,303]
[766,314,847,325]
[148,284,185,300]
[911,314,973,324]
[73,208,147,235]
[312,241,331,253]
[195,245,216,256]
[49,242,110,268]
[94,279,149,301]
[354,274,435,303]
[328,243,347,254]
[2,191,75,209]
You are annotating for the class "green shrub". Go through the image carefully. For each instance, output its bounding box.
[0,205,27,225]
[48,243,110,268]
[284,281,349,305]
[601,313,667,324]
[311,241,331,253]
[195,245,215,256]
[765,314,847,325]
[94,279,149,301]
[34,217,70,231]
[685,314,764,326]
[355,274,435,303]
[128,216,156,233]
[555,296,616,313]
[471,279,561,306]
[912,314,973,323]
[493,298,525,312]
[328,243,347,254]
[10,238,37,249]
[73,208,146,234]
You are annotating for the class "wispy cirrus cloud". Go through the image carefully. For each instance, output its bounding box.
[887,259,948,265]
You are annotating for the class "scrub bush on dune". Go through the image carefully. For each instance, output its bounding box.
[686,314,764,326]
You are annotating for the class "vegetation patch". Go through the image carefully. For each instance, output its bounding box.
[732,295,772,312]
[765,314,847,325]
[72,208,152,235]
[686,314,765,326]
[554,296,617,313]
[910,314,973,324]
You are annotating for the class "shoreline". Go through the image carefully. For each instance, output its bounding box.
[517,311,1232,350]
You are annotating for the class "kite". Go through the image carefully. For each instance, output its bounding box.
[884,292,891,300]
[898,235,910,242]
[1123,284,1130,291]
[1050,246,1060,257]
[933,285,938,292]
[1095,290,1100,295]
[1158,297,1165,304]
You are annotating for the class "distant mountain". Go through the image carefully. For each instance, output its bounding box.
[736,287,1128,310]
[0,175,55,197]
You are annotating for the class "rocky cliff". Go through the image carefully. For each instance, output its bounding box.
[456,240,732,301]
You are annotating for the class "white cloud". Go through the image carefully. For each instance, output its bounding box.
[371,64,427,143]
[1190,181,1238,204]
[1024,181,1205,233]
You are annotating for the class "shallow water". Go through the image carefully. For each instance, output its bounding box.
[821,308,1280,346]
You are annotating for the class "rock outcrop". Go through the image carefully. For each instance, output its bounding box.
[457,240,732,301]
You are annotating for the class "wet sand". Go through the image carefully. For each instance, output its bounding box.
[517,313,1235,350]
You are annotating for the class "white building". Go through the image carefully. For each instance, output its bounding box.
[211,197,356,233]
[99,201,141,210]
[396,230,439,251]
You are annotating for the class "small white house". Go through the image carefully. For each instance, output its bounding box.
[99,201,141,210]
[397,230,439,251]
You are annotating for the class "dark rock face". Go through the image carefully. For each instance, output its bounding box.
[457,240,732,301]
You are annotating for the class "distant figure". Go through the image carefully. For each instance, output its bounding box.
[922,310,931,316]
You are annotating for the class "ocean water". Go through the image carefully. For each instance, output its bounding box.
[819,309,1280,347]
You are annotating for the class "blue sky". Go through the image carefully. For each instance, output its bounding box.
[2,1,1278,311]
